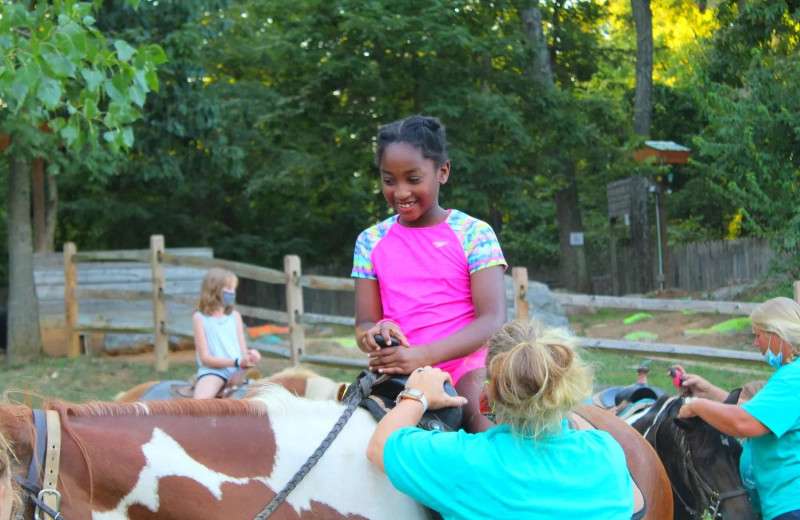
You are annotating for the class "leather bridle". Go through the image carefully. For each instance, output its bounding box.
[11,409,66,520]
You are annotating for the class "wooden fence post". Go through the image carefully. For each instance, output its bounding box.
[63,242,80,357]
[512,267,529,320]
[284,255,305,365]
[795,280,799,304]
[150,235,169,372]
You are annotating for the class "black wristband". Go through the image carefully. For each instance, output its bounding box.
[235,357,240,368]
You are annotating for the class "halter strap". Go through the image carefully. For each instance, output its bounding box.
[13,409,66,520]
[27,410,47,487]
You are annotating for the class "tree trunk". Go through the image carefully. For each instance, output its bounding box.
[555,163,591,293]
[7,159,43,364]
[632,0,653,136]
[44,172,58,253]
[32,158,47,253]
[519,4,554,90]
[519,2,590,293]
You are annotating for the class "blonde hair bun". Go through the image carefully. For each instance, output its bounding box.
[487,319,593,439]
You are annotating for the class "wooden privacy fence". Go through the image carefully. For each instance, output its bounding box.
[62,235,800,373]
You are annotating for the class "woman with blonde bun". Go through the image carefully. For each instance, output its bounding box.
[367,319,633,519]
[680,297,800,520]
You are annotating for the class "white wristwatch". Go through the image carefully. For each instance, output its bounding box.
[397,388,428,413]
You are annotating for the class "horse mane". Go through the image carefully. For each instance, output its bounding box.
[48,397,268,418]
[264,366,322,381]
[246,381,348,417]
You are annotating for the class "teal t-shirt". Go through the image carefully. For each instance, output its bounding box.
[742,360,800,520]
[384,422,633,520]
[739,439,761,514]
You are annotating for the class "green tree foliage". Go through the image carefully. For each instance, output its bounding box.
[53,0,247,255]
[0,0,165,361]
[692,1,800,277]
[46,0,636,281]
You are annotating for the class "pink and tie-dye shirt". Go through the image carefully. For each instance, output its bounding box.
[351,209,506,383]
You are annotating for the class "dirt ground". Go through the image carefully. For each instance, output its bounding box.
[67,308,755,364]
[569,309,754,351]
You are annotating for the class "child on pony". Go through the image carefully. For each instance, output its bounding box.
[192,268,261,399]
[352,114,507,432]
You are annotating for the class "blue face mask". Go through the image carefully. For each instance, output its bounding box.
[222,290,236,308]
[763,333,784,369]
[764,348,783,369]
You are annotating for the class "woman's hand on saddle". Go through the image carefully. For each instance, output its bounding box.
[407,367,468,411]
[361,321,410,353]
[368,343,428,374]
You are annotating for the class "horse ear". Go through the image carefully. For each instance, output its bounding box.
[724,388,742,405]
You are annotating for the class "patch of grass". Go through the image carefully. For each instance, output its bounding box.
[0,352,365,405]
[623,331,658,341]
[685,317,752,336]
[568,309,632,334]
[0,356,198,405]
[623,313,653,325]
[584,350,773,393]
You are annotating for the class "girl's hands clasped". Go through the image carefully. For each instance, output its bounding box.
[360,320,410,353]
[241,348,261,368]
[406,367,468,410]
[369,343,430,374]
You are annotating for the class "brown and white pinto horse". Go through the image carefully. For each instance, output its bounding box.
[2,385,427,520]
[112,370,673,520]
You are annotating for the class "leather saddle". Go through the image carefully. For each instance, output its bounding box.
[592,383,666,410]
[170,368,262,399]
[342,371,464,432]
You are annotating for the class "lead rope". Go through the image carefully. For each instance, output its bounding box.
[254,370,383,519]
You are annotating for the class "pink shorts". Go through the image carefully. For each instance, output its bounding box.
[434,347,487,386]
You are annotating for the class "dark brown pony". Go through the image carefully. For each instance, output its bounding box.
[630,395,758,520]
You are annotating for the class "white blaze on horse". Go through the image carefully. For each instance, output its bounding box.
[2,384,427,520]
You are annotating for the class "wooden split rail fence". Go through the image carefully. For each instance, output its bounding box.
[62,235,800,373]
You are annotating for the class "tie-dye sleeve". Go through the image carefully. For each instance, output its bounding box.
[351,228,379,280]
[464,219,507,274]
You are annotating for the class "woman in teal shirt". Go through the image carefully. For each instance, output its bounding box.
[366,319,633,520]
[680,297,800,520]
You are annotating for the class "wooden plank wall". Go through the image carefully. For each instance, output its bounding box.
[34,247,213,320]
[668,238,775,292]
[606,237,774,295]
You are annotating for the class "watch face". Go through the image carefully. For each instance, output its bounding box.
[402,388,424,400]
